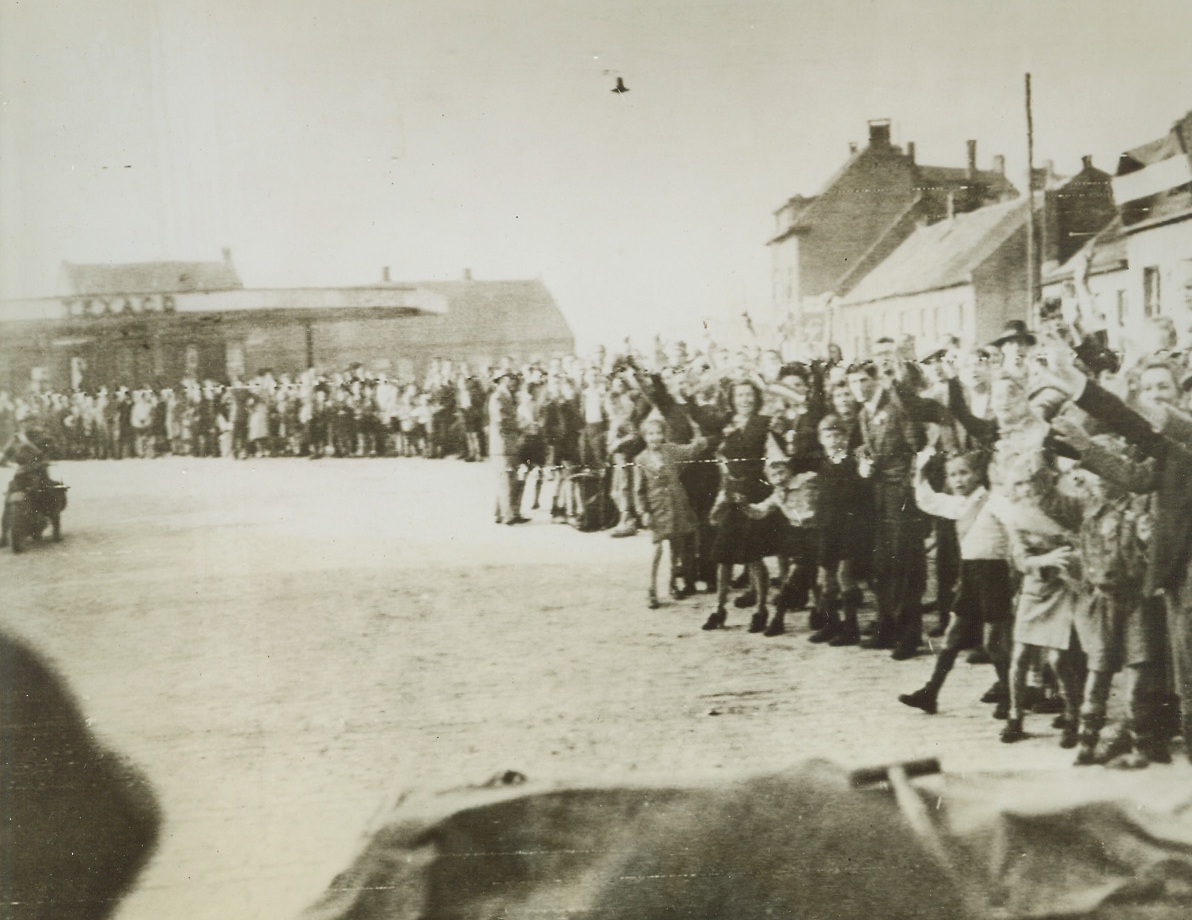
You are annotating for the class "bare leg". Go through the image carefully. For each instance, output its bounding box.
[649,543,663,608]
[1002,641,1032,742]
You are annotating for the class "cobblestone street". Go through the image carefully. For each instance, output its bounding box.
[3,457,1171,920]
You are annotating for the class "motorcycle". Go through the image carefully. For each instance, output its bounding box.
[2,468,69,554]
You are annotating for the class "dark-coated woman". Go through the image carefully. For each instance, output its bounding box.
[703,380,783,632]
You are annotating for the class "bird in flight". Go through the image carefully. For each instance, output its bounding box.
[611,76,629,94]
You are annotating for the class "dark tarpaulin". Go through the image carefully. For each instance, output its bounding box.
[301,762,1192,920]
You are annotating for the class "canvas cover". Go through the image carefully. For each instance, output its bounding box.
[300,760,1192,920]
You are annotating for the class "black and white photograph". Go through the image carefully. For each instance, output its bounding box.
[3,1,1192,918]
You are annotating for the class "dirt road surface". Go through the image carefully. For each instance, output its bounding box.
[3,457,1175,919]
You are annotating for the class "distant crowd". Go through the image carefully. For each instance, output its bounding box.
[5,292,1192,770]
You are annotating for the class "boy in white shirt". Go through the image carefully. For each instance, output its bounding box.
[898,447,1014,719]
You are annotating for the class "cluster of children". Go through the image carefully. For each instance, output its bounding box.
[630,333,1190,769]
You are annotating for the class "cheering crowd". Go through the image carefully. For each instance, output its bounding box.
[4,298,1192,769]
[487,308,1192,770]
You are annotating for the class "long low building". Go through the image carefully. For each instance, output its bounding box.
[0,257,575,391]
[832,196,1033,356]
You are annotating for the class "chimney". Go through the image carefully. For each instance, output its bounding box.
[462,268,473,281]
[382,266,391,283]
[966,140,977,179]
[867,119,892,148]
[906,141,916,164]
[848,141,858,155]
[992,154,1005,175]
[1081,154,1093,172]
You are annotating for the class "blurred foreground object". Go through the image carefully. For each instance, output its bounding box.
[1,631,160,920]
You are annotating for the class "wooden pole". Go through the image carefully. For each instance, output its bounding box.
[1025,73,1037,324]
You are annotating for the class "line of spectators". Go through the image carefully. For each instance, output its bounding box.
[5,298,1192,770]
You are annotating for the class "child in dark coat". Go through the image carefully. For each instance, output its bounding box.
[808,414,872,646]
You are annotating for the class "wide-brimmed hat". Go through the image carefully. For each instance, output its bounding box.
[991,320,1037,348]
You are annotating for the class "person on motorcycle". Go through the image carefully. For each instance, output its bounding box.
[0,425,55,548]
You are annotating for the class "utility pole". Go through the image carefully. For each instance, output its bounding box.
[1025,73,1038,325]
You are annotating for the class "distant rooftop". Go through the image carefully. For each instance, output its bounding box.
[63,254,243,296]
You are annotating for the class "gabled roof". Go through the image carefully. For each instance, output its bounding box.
[1118,111,1192,173]
[63,259,243,295]
[1041,216,1127,285]
[839,197,1030,306]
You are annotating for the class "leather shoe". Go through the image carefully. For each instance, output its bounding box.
[861,636,896,651]
[980,681,1006,704]
[828,626,860,647]
[1000,718,1026,743]
[734,590,758,609]
[808,624,837,644]
[701,607,727,631]
[891,643,921,661]
[748,610,769,633]
[898,686,938,714]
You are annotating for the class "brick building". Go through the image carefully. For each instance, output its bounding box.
[0,256,574,392]
[767,119,1018,349]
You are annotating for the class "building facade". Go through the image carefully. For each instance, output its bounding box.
[767,119,1018,350]
[0,257,575,392]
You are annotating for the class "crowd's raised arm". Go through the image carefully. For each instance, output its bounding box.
[5,310,1192,768]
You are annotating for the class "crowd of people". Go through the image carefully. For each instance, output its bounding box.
[5,293,1192,771]
[0,360,495,464]
[485,306,1192,771]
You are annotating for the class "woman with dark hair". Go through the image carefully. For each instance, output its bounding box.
[703,379,781,632]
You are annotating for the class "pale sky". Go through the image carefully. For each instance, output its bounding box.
[2,0,1189,346]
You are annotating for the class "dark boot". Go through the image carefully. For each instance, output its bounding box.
[1000,717,1026,743]
[701,607,727,631]
[734,590,758,609]
[763,610,786,637]
[981,681,1006,704]
[829,597,861,647]
[898,685,938,715]
[809,597,840,643]
[748,609,769,634]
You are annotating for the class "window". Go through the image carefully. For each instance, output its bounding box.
[1143,266,1161,317]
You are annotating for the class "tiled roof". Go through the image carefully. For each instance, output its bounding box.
[839,198,1030,306]
[63,259,243,295]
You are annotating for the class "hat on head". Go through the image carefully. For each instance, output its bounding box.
[991,320,1037,348]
